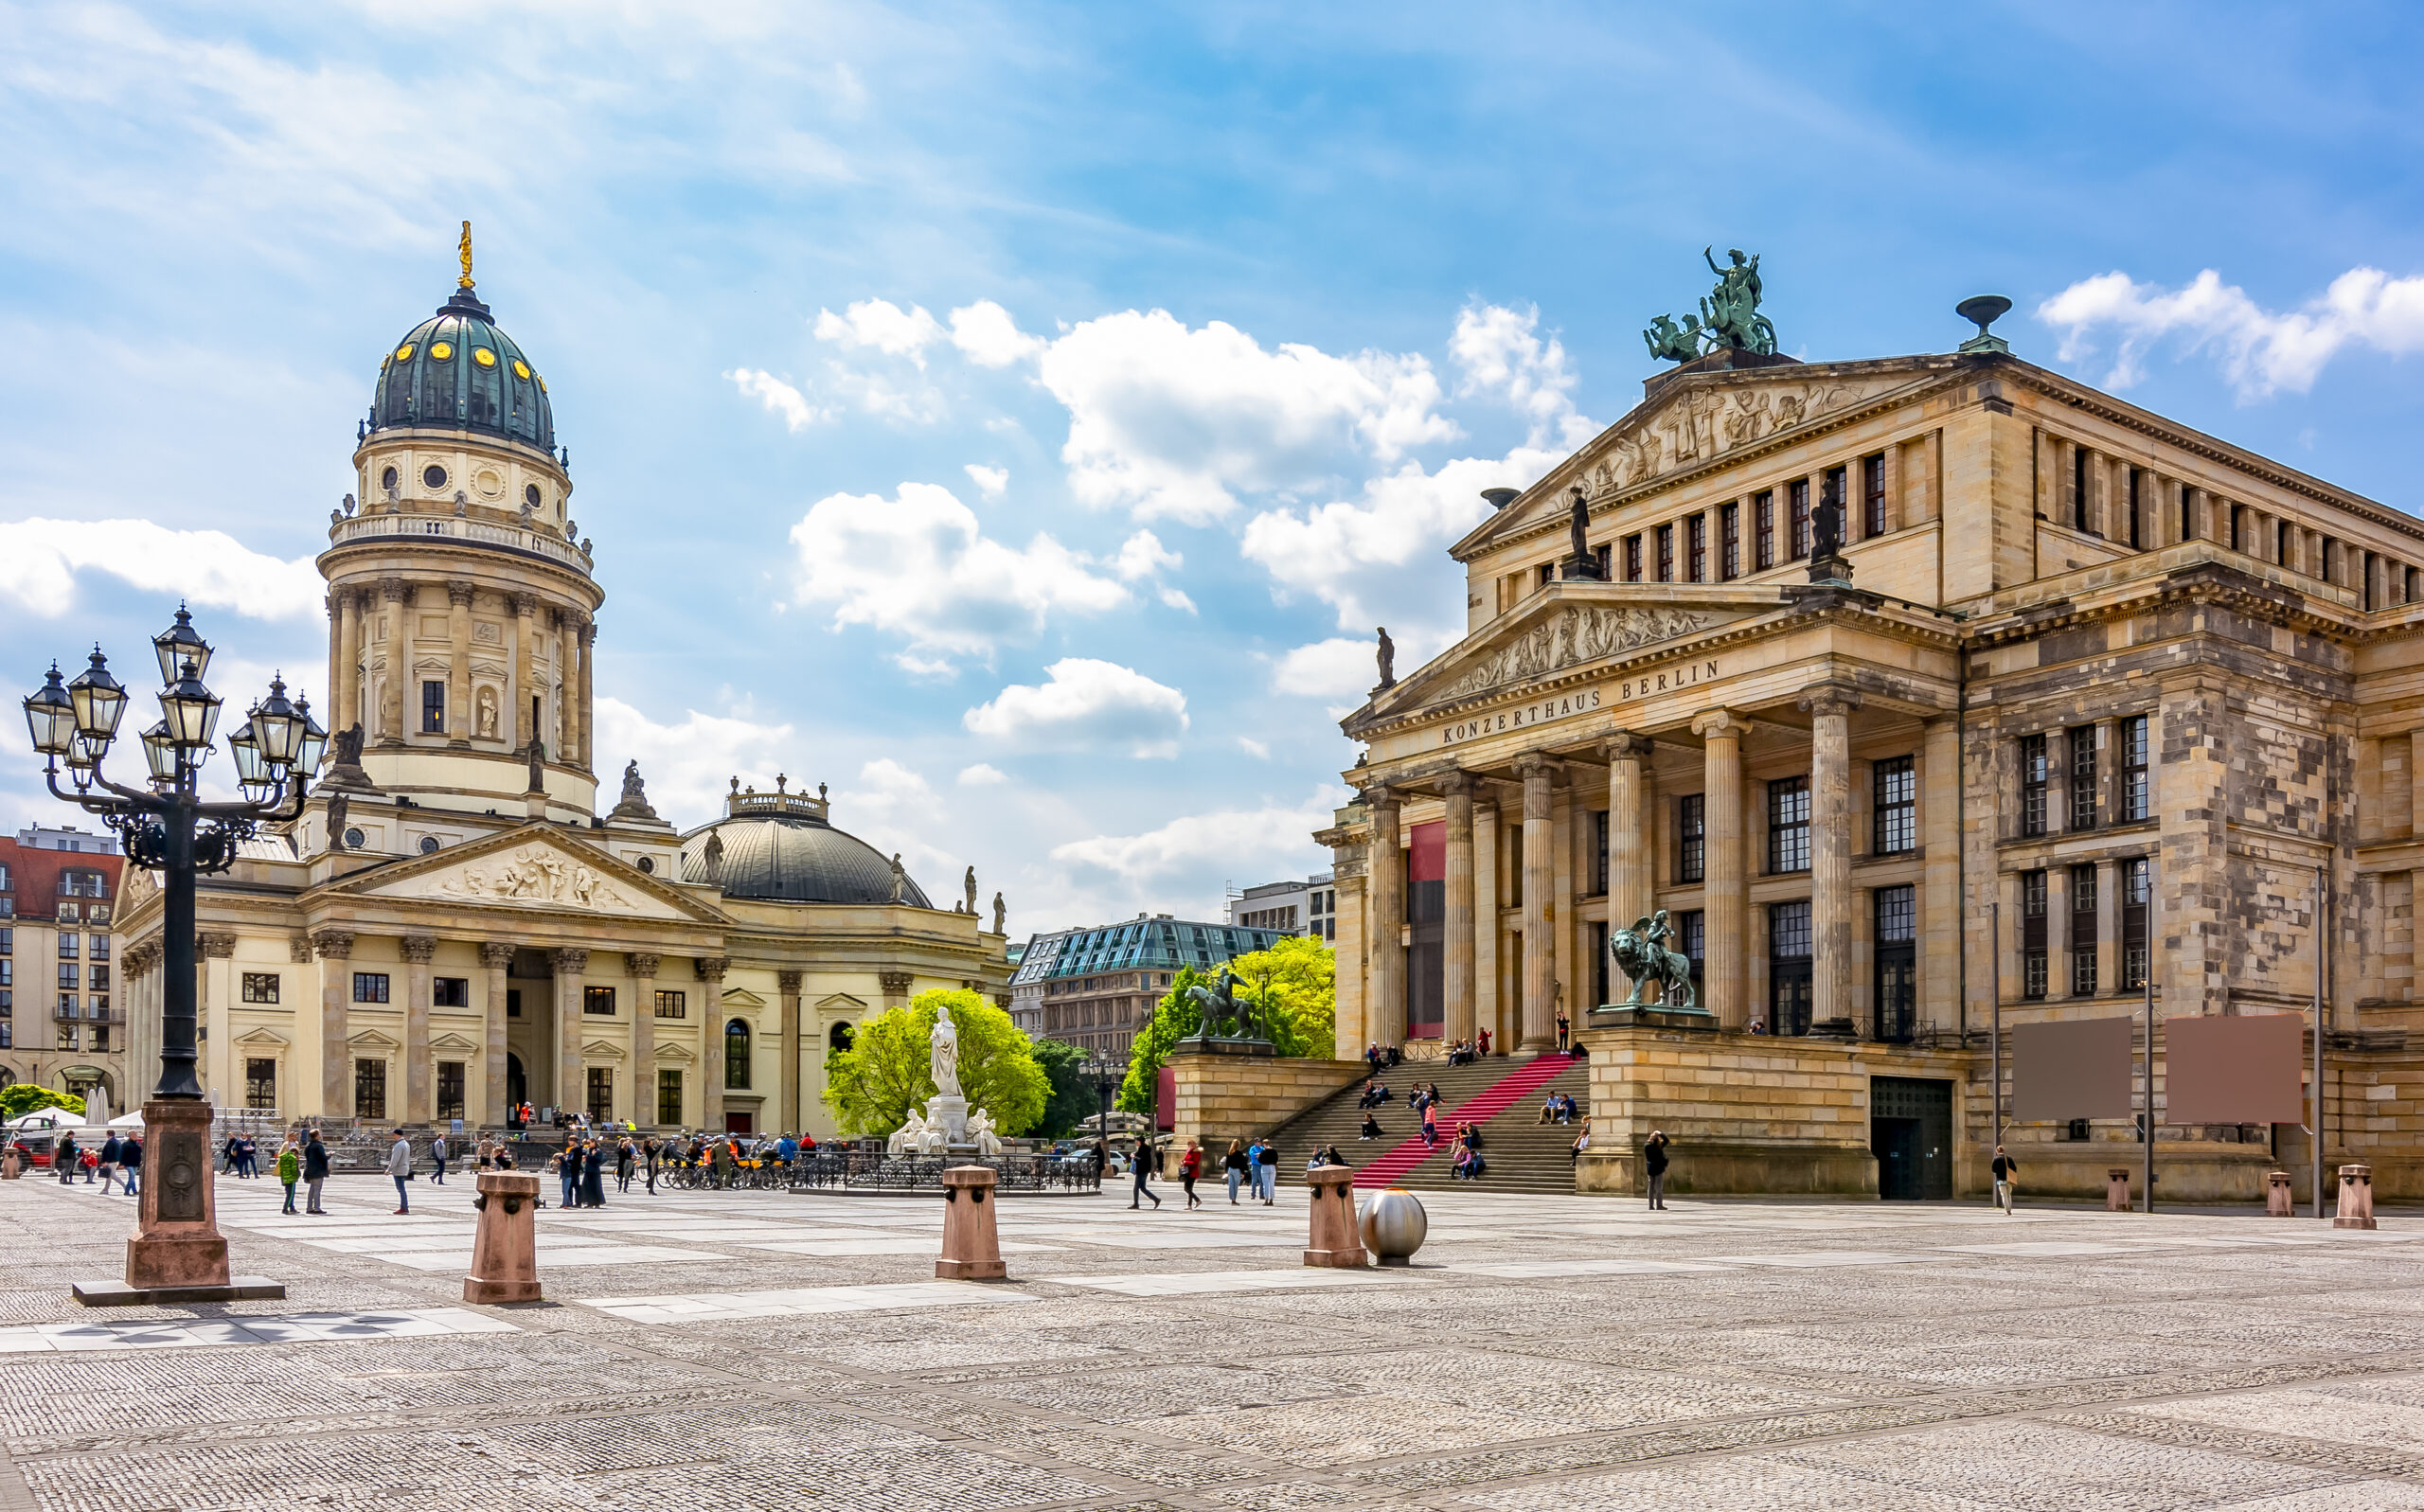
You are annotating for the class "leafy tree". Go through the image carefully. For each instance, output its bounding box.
[1116,967,1210,1113]
[1030,1038,1098,1139]
[0,1085,84,1122]
[822,988,1048,1138]
[1226,935,1337,1058]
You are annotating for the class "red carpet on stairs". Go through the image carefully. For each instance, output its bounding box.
[1349,1053,1579,1188]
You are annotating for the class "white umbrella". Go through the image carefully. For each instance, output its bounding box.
[108,1111,146,1129]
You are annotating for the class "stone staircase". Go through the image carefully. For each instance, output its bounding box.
[1268,1052,1590,1195]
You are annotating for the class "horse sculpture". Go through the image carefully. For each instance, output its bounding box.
[1185,969,1267,1042]
[1610,910,1699,1010]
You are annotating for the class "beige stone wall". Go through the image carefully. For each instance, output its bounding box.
[1167,1048,1364,1158]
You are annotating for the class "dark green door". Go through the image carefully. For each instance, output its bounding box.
[1871,1076,1952,1200]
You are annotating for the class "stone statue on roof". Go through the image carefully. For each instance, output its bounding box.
[1375,628,1396,690]
[1698,247,1777,355]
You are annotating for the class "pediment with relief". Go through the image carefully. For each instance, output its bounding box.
[1383,592,1771,717]
[339,827,711,923]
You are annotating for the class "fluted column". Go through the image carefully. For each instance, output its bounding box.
[335,589,363,735]
[1802,686,1860,1027]
[511,593,539,754]
[1694,709,1752,1027]
[2095,859,2120,996]
[1603,732,1652,930]
[1515,754,1558,1051]
[378,578,408,746]
[313,931,354,1115]
[401,934,436,1123]
[579,618,597,770]
[698,956,730,1131]
[1440,774,1476,1045]
[1473,796,1502,1051]
[628,952,659,1128]
[778,969,803,1134]
[551,948,589,1120]
[557,610,581,770]
[446,581,474,747]
[479,942,512,1124]
[1365,788,1405,1047]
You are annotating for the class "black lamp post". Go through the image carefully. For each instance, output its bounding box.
[24,606,322,1298]
[1083,1051,1119,1145]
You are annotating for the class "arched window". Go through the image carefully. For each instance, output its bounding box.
[828,1021,854,1053]
[725,1019,752,1089]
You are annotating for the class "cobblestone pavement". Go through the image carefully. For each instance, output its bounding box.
[3,1172,2421,1510]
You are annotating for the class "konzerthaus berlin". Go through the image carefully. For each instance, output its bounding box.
[1319,304,2424,1203]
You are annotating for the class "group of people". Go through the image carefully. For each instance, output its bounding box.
[1535,1091,1581,1125]
[1442,1029,1489,1065]
[1448,1121,1488,1181]
[1361,1041,1405,1074]
[37,1129,141,1194]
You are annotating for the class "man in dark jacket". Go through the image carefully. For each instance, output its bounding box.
[118,1132,141,1196]
[302,1129,330,1214]
[1644,1130,1670,1211]
[1991,1146,2017,1214]
[1254,1137,1279,1204]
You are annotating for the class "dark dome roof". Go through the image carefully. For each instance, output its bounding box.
[370,287,556,454]
[679,809,931,907]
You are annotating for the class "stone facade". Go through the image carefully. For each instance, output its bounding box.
[1165,1044,1364,1160]
[1324,342,2424,1201]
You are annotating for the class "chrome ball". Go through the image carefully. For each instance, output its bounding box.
[1358,1187,1427,1266]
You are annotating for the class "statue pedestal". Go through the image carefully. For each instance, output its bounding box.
[925,1095,968,1147]
[1560,553,1602,581]
[74,1098,285,1307]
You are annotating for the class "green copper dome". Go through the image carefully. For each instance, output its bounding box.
[370,287,556,454]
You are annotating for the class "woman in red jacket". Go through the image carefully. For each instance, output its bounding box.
[1178,1139,1203,1209]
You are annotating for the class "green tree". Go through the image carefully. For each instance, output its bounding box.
[0,1085,84,1122]
[822,988,1048,1138]
[1116,967,1209,1114]
[1030,1038,1097,1139]
[1227,935,1337,1058]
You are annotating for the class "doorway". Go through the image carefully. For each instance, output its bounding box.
[723,1111,754,1135]
[1871,1076,1952,1200]
[506,1052,527,1113]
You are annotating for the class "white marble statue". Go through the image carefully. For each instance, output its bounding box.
[887,1109,928,1156]
[930,1012,961,1099]
[915,1108,950,1155]
[964,1108,1003,1157]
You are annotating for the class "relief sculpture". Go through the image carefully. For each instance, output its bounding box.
[1587,382,1858,494]
[430,845,634,911]
[1435,604,1714,701]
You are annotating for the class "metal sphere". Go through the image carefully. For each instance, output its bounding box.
[1358,1188,1428,1267]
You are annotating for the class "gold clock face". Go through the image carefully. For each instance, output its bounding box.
[429,341,454,361]
[512,359,530,380]
[473,347,496,367]
[394,343,415,362]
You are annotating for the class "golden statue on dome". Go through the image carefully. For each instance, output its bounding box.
[457,220,474,290]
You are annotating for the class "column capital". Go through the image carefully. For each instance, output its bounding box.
[1600,731,1653,763]
[1692,707,1753,740]
[510,592,541,618]
[878,969,915,995]
[289,934,315,964]
[478,941,515,969]
[1511,752,1560,783]
[312,929,355,960]
[400,934,437,964]
[1360,782,1399,813]
[1436,771,1476,799]
[694,955,731,985]
[377,576,410,603]
[777,969,805,994]
[197,931,239,959]
[628,952,661,979]
[550,946,590,975]
[445,579,477,608]
[1797,684,1863,720]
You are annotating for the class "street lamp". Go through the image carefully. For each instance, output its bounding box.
[23,606,323,1298]
[1083,1050,1122,1146]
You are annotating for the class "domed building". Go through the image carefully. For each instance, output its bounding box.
[114,240,1008,1138]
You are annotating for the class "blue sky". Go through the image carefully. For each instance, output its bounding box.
[4,2,2422,934]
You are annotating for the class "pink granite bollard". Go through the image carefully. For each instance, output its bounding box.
[2267,1170,2294,1217]
[2107,1168,2131,1212]
[2334,1164,2379,1231]
[1303,1165,1368,1269]
[1,1147,19,1180]
[464,1171,542,1304]
[937,1165,1007,1280]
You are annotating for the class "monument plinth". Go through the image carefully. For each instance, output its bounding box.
[75,1098,285,1307]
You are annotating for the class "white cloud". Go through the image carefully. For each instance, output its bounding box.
[788,482,1131,658]
[842,756,934,815]
[963,463,1008,498]
[2039,266,2424,399]
[1235,736,1270,759]
[1050,787,1346,893]
[813,298,947,365]
[949,300,1045,367]
[1273,636,1380,698]
[957,762,1008,786]
[0,518,323,620]
[1451,302,1595,448]
[1112,529,1181,578]
[963,658,1188,757]
[1036,309,1458,524]
[728,368,827,431]
[591,696,794,830]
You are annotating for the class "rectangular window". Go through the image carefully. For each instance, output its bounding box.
[2020,733,2049,838]
[88,935,108,962]
[1873,756,1916,855]
[1768,900,1812,1036]
[653,989,686,1020]
[583,985,616,1016]
[2122,857,2150,989]
[1720,502,1740,579]
[93,1024,108,1052]
[1789,478,1811,559]
[658,1068,684,1126]
[1655,522,1674,582]
[1687,513,1707,581]
[60,1023,78,1050]
[506,987,521,1019]
[3,1025,14,1047]
[0,930,9,954]
[1591,809,1609,895]
[1755,490,1775,569]
[57,963,77,990]
[1678,793,1705,884]
[2021,869,2049,1000]
[2070,863,2099,996]
[1863,453,1886,538]
[58,901,77,924]
[1822,465,1847,545]
[1624,534,1643,582]
[57,934,76,959]
[437,1061,466,1121]
[88,964,108,992]
[353,1058,386,1120]
[1594,543,1612,581]
[2074,446,2090,532]
[1681,909,1704,996]
[1768,776,1811,874]
[2127,468,2143,548]
[421,680,445,734]
[433,976,470,1008]
[2119,715,2149,822]
[0,962,9,987]
[2068,726,2097,831]
[245,1058,276,1110]
[352,971,390,1004]
[1874,884,1916,1042]
[241,971,280,1004]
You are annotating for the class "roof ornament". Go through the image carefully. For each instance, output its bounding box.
[818,782,828,803]
[454,489,468,518]
[1373,627,1396,692]
[776,774,787,792]
[457,220,475,291]
[341,493,356,518]
[889,853,908,904]
[1957,294,2013,355]
[1645,247,1777,363]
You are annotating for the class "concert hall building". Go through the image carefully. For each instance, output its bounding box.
[1318,314,2424,1202]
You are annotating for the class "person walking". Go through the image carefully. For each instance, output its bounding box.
[276,1139,301,1214]
[643,1136,659,1195]
[1222,1139,1248,1203]
[1179,1139,1203,1209]
[557,1145,579,1209]
[1255,1135,1279,1204]
[1644,1129,1670,1211]
[54,1131,78,1186]
[1991,1146,2018,1214]
[615,1138,635,1195]
[97,1130,122,1194]
[1130,1140,1161,1209]
[385,1131,414,1214]
[581,1140,609,1208]
[117,1130,141,1197]
[429,1132,448,1185]
[302,1129,329,1214]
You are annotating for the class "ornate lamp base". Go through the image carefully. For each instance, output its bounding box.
[75,1099,287,1307]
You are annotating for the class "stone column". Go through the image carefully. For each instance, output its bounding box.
[378,578,408,746]
[879,969,913,1011]
[1514,754,1557,1051]
[479,942,512,1124]
[1440,774,1477,1045]
[1365,788,1405,1047]
[197,931,237,1099]
[1802,687,1859,1027]
[778,968,804,1134]
[1473,796,1502,1051]
[446,581,474,747]
[2047,866,2074,997]
[1920,718,1961,1030]
[401,934,436,1123]
[313,930,354,1115]
[2410,731,2424,845]
[557,611,582,771]
[334,588,362,735]
[2095,859,2121,996]
[697,957,730,1131]
[629,952,659,1129]
[1603,733,1652,929]
[1693,710,1752,1027]
[579,619,597,770]
[511,593,539,753]
[551,948,588,1121]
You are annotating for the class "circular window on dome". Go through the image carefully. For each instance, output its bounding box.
[536,376,547,393]
[429,341,454,361]
[636,856,655,875]
[512,358,531,380]
[473,347,496,367]
[422,464,448,489]
[525,483,543,507]
[381,466,399,490]
[394,343,415,363]
[419,836,439,855]
[343,827,365,849]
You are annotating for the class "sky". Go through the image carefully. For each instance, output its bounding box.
[4,1,2424,937]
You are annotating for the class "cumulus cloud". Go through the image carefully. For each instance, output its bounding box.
[963,463,1008,498]
[1037,309,1457,524]
[963,658,1188,757]
[1273,636,1380,698]
[1451,302,1595,448]
[789,482,1131,658]
[950,300,1045,367]
[1050,787,1346,893]
[1236,736,1270,759]
[842,756,934,815]
[956,762,1008,786]
[0,519,323,620]
[728,368,827,431]
[591,696,794,829]
[2040,266,2424,399]
[813,298,946,365]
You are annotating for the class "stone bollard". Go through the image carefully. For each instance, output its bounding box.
[1302,1165,1367,1269]
[2107,1169,2131,1212]
[2334,1164,2378,1231]
[2267,1170,2294,1217]
[1,1147,19,1181]
[464,1171,542,1304]
[937,1165,1007,1280]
